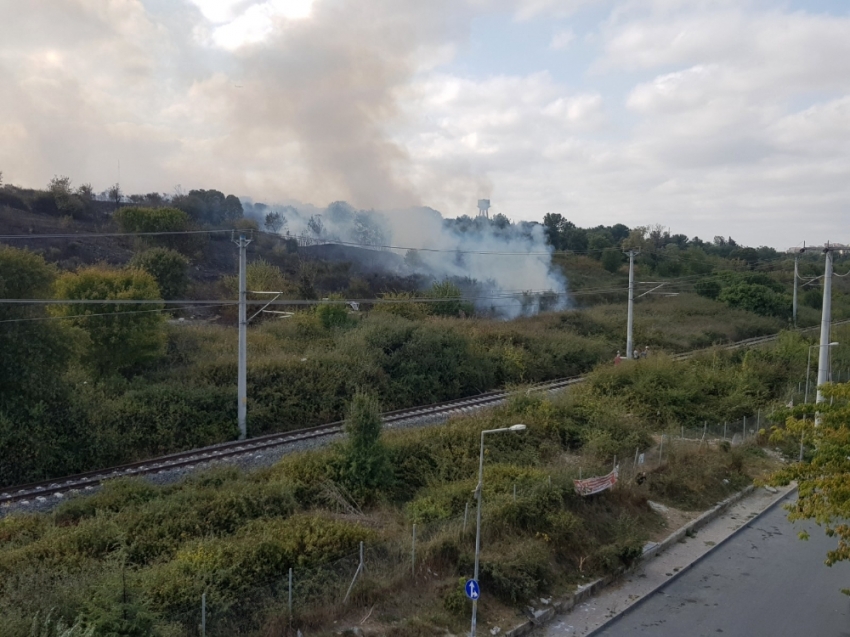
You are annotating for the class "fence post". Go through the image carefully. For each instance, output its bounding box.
[513,483,516,502]
[658,435,663,466]
[201,592,206,637]
[343,541,365,604]
[288,567,293,622]
[757,409,761,430]
[723,422,727,440]
[412,524,416,577]
[681,425,684,440]
[743,416,747,441]
[463,501,469,533]
[633,447,639,471]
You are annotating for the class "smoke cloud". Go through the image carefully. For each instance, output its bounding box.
[0,0,489,212]
[247,200,568,318]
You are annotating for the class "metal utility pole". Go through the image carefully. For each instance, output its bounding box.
[235,232,252,440]
[815,247,834,409]
[471,425,527,637]
[624,249,639,359]
[793,256,798,328]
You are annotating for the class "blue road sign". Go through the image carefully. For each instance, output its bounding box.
[465,579,480,600]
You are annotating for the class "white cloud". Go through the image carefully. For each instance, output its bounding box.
[1,0,849,247]
[549,28,575,50]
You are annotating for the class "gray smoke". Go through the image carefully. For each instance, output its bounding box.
[246,200,569,318]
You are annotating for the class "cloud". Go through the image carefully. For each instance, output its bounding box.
[0,0,848,248]
[0,0,482,208]
[549,28,575,50]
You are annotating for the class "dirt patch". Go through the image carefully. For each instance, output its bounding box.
[646,504,700,543]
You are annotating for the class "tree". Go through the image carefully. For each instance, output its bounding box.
[426,280,473,317]
[768,382,850,588]
[114,206,192,253]
[264,210,286,233]
[173,189,243,225]
[694,279,722,300]
[307,215,324,237]
[0,247,80,485]
[601,248,623,273]
[224,258,298,305]
[108,183,123,209]
[338,392,393,502]
[76,183,95,200]
[130,248,189,299]
[316,294,350,329]
[718,282,790,318]
[0,248,73,409]
[47,175,88,219]
[52,267,166,376]
[48,175,72,196]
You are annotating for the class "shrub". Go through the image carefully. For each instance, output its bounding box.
[130,248,189,299]
[337,392,393,502]
[315,295,350,329]
[88,385,237,464]
[51,267,166,376]
[0,190,28,211]
[719,283,790,318]
[695,279,721,299]
[601,248,622,273]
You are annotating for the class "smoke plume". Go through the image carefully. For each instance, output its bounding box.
[247,199,568,318]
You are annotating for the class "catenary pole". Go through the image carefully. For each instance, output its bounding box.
[236,232,252,440]
[816,248,833,413]
[793,256,798,327]
[625,249,639,359]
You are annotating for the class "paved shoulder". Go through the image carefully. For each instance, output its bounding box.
[590,493,850,637]
[538,488,850,637]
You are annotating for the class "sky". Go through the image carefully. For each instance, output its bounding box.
[0,0,848,249]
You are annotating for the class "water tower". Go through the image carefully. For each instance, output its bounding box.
[477,199,491,219]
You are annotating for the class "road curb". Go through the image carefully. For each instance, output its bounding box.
[503,483,794,637]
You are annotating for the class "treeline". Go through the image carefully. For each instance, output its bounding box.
[0,175,245,228]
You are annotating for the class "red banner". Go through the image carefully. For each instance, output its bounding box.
[573,466,619,496]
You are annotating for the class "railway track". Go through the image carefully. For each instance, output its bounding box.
[2,322,845,508]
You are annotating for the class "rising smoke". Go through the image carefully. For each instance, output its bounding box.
[246,200,569,318]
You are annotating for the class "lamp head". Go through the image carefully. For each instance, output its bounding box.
[509,424,527,432]
[830,342,839,347]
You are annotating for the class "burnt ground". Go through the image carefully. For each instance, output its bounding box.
[0,205,430,305]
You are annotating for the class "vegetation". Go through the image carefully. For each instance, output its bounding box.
[767,324,850,586]
[0,339,806,636]
[51,266,166,376]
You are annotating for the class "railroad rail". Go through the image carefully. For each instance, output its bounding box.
[2,321,846,508]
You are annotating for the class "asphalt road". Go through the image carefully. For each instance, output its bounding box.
[594,494,850,637]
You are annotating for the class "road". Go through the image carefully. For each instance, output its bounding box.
[592,494,850,637]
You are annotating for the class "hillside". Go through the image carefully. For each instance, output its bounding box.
[1,179,850,490]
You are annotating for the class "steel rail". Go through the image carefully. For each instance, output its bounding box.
[2,320,847,508]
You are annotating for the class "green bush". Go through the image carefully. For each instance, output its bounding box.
[477,541,551,604]
[695,279,721,300]
[337,392,393,502]
[719,283,790,318]
[0,190,28,211]
[130,248,189,299]
[315,296,350,329]
[88,385,237,465]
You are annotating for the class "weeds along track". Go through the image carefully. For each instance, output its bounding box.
[2,321,846,508]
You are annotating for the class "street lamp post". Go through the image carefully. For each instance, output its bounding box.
[470,424,527,637]
[806,342,838,403]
